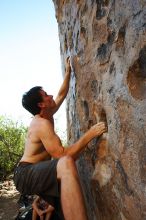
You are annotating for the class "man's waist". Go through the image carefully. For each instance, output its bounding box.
[17,161,33,167]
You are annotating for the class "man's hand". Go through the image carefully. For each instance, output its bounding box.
[65,57,71,74]
[90,122,107,137]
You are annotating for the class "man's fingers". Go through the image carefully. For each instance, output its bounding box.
[66,56,70,63]
[91,122,108,135]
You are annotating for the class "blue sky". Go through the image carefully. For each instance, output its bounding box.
[0,0,66,132]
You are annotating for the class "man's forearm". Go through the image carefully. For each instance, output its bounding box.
[64,130,95,160]
[57,70,71,98]
[54,58,71,110]
[63,122,106,160]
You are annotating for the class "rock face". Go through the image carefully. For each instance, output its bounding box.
[52,0,146,219]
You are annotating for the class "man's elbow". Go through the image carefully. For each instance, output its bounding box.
[60,148,77,160]
[50,146,77,160]
[51,147,66,159]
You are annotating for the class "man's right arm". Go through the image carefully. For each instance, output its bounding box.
[64,122,106,159]
[39,121,107,160]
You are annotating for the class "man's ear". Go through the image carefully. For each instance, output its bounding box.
[38,102,45,108]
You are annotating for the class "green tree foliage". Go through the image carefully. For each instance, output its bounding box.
[0,116,27,180]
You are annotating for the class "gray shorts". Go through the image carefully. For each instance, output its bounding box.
[14,159,59,197]
[14,159,64,220]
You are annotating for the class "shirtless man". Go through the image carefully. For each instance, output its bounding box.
[14,57,107,220]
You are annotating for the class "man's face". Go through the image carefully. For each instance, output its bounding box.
[39,90,56,109]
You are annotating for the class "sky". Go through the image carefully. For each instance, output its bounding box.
[0,0,67,135]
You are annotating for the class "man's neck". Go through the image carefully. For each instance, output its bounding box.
[39,110,54,125]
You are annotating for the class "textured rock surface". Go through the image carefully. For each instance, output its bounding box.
[53,0,146,219]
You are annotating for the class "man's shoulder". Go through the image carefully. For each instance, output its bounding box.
[29,117,51,131]
[36,117,53,130]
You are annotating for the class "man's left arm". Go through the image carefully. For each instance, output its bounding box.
[54,57,71,113]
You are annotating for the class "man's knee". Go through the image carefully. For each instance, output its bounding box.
[57,156,77,179]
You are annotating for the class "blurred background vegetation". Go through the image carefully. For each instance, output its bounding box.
[0,116,27,180]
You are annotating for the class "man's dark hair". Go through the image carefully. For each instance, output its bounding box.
[22,86,43,115]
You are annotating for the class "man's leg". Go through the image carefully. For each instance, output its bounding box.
[57,156,88,220]
[32,209,38,220]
